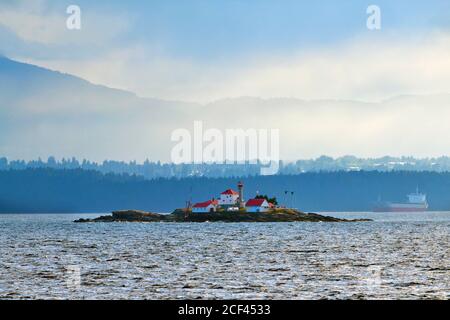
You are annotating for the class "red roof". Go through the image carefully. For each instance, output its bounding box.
[246,198,268,207]
[193,199,218,208]
[221,189,238,195]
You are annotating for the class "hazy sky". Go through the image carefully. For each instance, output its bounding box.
[1,0,450,102]
[1,1,450,162]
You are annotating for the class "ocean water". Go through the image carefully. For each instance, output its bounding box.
[0,212,448,300]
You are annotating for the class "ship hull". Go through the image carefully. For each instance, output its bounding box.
[374,190,428,212]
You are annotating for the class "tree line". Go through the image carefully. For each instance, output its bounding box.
[1,168,450,213]
[3,156,450,180]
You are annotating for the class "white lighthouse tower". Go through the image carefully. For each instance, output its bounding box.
[238,181,244,208]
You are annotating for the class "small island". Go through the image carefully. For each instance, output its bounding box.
[75,181,371,223]
[74,208,371,223]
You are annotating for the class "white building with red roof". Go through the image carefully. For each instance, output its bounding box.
[192,199,218,213]
[245,198,271,213]
[218,189,239,206]
[191,182,247,213]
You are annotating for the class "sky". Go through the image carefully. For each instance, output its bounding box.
[1,1,450,162]
[1,0,450,103]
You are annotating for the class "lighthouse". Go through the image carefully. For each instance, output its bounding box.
[238,181,244,208]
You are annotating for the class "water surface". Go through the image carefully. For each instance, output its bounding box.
[0,212,448,299]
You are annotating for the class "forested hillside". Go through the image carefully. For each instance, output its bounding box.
[1,169,450,213]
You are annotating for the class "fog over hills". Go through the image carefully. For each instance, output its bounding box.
[1,56,450,162]
[0,56,197,161]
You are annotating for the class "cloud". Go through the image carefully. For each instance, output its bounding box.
[2,2,449,103]
[0,0,64,44]
[0,0,130,46]
[200,32,450,103]
[23,31,450,103]
[2,2,450,161]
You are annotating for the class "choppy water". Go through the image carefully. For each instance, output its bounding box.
[0,212,448,300]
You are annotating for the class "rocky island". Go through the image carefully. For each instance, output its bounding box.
[74,209,372,223]
[75,182,372,223]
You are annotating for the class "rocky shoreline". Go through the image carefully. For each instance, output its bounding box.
[74,209,372,223]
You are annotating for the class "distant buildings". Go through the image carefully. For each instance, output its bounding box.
[245,198,272,213]
[192,199,219,213]
[218,189,239,206]
[192,182,243,213]
[191,181,276,214]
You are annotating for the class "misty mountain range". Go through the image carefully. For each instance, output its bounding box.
[1,56,450,162]
[2,56,450,212]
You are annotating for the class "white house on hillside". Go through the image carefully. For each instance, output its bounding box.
[191,182,246,214]
[245,198,271,213]
[192,199,218,213]
[218,189,239,206]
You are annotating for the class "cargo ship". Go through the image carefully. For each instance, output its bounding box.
[373,189,428,212]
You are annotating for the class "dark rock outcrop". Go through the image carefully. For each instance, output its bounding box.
[74,209,372,223]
